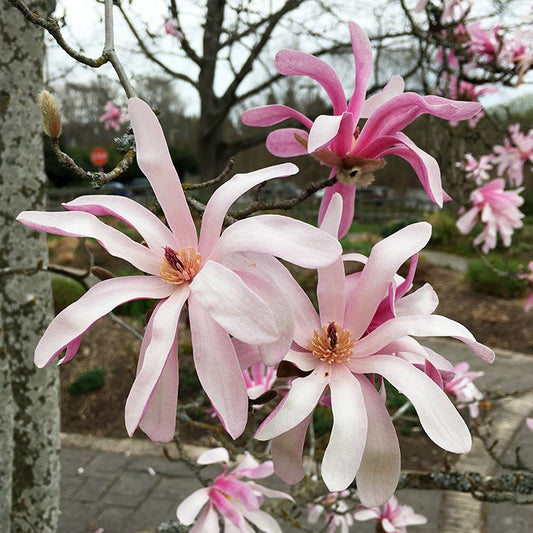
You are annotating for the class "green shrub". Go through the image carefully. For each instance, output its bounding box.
[380,217,419,238]
[68,368,105,394]
[51,276,86,314]
[426,211,460,245]
[115,298,156,320]
[466,258,529,298]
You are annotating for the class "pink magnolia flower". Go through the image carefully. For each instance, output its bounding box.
[17,98,342,442]
[250,196,494,506]
[99,101,128,131]
[456,178,524,253]
[492,125,533,187]
[465,21,500,62]
[519,261,533,311]
[445,362,484,418]
[307,490,354,533]
[177,448,291,533]
[459,153,493,185]
[243,362,277,402]
[414,0,470,21]
[164,18,183,42]
[241,22,482,237]
[354,495,427,533]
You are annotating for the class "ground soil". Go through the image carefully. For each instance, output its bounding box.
[49,236,532,470]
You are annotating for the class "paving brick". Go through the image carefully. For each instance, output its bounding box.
[73,474,117,503]
[93,505,132,532]
[124,497,178,531]
[104,470,159,507]
[58,500,100,533]
[83,451,131,475]
[60,473,86,499]
[126,455,197,478]
[149,476,203,501]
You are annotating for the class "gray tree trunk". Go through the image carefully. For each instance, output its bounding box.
[0,2,61,532]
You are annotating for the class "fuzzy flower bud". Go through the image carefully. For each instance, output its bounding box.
[39,90,61,139]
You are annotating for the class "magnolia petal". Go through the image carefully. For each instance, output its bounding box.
[64,195,174,251]
[271,416,310,484]
[213,215,342,268]
[17,210,161,275]
[360,75,405,118]
[191,506,220,533]
[190,260,278,344]
[34,276,173,367]
[177,488,211,525]
[308,114,344,153]
[125,287,187,438]
[317,179,356,239]
[348,355,472,453]
[256,372,328,440]
[352,314,495,363]
[344,222,432,339]
[198,447,230,465]
[266,128,309,157]
[223,253,319,348]
[317,193,346,324]
[456,206,480,235]
[322,365,367,491]
[347,21,373,120]
[394,283,439,316]
[128,97,197,248]
[189,295,249,439]
[356,377,400,507]
[241,104,313,128]
[275,49,347,115]
[243,508,283,533]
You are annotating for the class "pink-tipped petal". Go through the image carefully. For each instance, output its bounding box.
[64,195,174,251]
[317,180,356,239]
[177,488,211,525]
[35,276,173,368]
[190,260,279,345]
[356,377,400,507]
[124,287,188,438]
[255,372,328,441]
[200,163,298,256]
[241,104,313,128]
[347,21,373,120]
[307,114,344,153]
[198,447,230,465]
[322,365,367,491]
[189,295,249,439]
[275,49,347,115]
[213,215,342,268]
[348,355,472,453]
[18,210,161,275]
[360,75,405,118]
[266,128,309,157]
[271,417,310,484]
[128,97,197,248]
[344,222,432,339]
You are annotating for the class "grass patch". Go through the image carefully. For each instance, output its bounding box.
[466,258,529,298]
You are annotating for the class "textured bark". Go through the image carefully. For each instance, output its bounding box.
[0,2,61,532]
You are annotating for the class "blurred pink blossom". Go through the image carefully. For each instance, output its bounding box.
[465,21,500,62]
[164,18,183,42]
[243,362,277,402]
[519,261,533,311]
[354,495,427,533]
[176,448,291,533]
[459,153,493,185]
[492,124,533,186]
[99,101,128,131]
[307,491,354,533]
[456,178,524,253]
[526,418,533,431]
[242,21,481,237]
[445,362,484,418]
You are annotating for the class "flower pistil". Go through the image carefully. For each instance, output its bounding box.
[311,322,355,364]
[160,246,201,284]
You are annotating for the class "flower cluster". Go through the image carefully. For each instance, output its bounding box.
[307,491,355,533]
[445,362,484,418]
[177,448,292,533]
[99,101,128,131]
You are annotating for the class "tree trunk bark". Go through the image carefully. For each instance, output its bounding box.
[0,2,61,532]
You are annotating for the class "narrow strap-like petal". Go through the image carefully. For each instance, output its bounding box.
[275,49,347,115]
[360,75,405,119]
[241,104,313,128]
[266,128,309,157]
[65,195,174,252]
[213,214,342,268]
[18,210,162,275]
[124,287,188,438]
[347,21,373,120]
[177,488,211,525]
[348,355,472,453]
[189,295,249,439]
[322,365,367,491]
[317,178,356,239]
[128,97,197,248]
[199,163,298,257]
[356,376,400,507]
[344,222,431,339]
[34,276,174,367]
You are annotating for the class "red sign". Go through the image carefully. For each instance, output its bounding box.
[90,147,109,168]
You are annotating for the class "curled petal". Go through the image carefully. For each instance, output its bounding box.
[360,75,405,118]
[177,488,211,525]
[266,128,309,157]
[317,178,356,239]
[198,447,230,465]
[347,21,373,120]
[241,104,313,128]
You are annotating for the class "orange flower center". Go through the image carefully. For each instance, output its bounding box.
[310,322,355,364]
[159,246,201,284]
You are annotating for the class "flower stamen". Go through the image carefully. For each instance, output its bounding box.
[160,246,201,284]
[310,322,355,364]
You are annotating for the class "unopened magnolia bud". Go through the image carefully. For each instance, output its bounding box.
[39,90,61,139]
